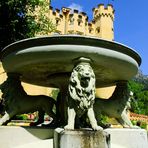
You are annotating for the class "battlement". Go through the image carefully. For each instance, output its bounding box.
[62,7,71,14]
[49,6,88,21]
[40,4,114,40]
[93,4,114,20]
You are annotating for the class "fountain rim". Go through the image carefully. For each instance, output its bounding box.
[1,35,141,66]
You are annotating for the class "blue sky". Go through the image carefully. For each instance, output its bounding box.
[51,0,148,75]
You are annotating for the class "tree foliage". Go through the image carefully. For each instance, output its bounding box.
[29,0,56,36]
[0,0,55,50]
[128,80,148,115]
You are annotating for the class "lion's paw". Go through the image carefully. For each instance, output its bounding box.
[132,125,141,129]
[64,124,74,130]
[92,125,103,131]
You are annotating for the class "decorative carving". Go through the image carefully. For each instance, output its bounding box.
[0,73,57,126]
[94,81,140,128]
[64,58,103,130]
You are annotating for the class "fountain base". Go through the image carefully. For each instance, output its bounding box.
[0,126,148,148]
[105,128,148,148]
[54,128,110,148]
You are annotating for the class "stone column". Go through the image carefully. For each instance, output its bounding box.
[54,128,110,148]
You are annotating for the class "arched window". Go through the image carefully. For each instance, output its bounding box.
[96,27,100,34]
[55,18,60,26]
[69,16,74,25]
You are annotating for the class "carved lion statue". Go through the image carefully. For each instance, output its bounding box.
[0,74,57,126]
[94,81,139,128]
[64,62,103,130]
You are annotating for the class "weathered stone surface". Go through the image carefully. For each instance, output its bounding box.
[54,128,110,148]
[0,126,147,148]
[0,126,54,148]
[105,128,148,148]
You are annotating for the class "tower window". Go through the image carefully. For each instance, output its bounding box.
[89,29,92,33]
[96,27,100,34]
[89,28,93,34]
[78,21,81,26]
[56,20,59,25]
[56,18,60,26]
[77,18,82,26]
[69,17,74,25]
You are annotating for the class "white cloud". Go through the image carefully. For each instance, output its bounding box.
[68,3,83,12]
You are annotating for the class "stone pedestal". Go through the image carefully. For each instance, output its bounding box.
[105,128,148,148]
[54,128,110,148]
[0,126,54,148]
[1,126,147,148]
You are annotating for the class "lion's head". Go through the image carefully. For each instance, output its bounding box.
[70,63,95,89]
[69,63,96,109]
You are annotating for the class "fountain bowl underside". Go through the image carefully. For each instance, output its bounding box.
[1,35,141,88]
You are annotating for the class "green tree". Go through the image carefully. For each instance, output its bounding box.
[128,80,144,94]
[136,91,148,115]
[0,0,55,50]
[128,80,148,115]
[29,0,56,36]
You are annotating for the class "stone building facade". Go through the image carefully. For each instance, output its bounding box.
[49,4,114,40]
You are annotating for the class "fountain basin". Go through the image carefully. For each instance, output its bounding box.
[0,35,141,87]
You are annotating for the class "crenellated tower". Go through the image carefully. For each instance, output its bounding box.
[93,4,114,40]
[41,1,115,40]
[48,4,114,40]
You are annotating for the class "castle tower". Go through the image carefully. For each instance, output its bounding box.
[48,4,114,40]
[62,7,71,34]
[93,4,114,40]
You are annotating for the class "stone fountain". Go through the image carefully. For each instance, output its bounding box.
[0,35,147,148]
